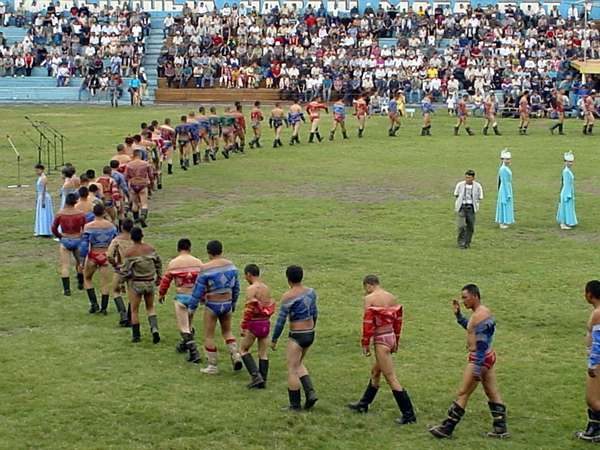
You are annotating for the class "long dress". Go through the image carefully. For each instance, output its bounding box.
[556,166,578,226]
[495,164,515,225]
[34,175,54,236]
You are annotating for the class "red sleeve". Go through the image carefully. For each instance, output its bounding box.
[240,300,255,330]
[51,214,62,238]
[124,165,131,181]
[361,308,375,349]
[394,305,404,343]
[158,271,173,297]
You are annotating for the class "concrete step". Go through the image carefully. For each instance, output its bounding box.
[0,75,140,87]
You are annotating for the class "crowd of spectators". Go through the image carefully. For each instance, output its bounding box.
[0,2,150,93]
[158,1,600,110]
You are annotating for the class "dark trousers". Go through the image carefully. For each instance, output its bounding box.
[457,205,476,248]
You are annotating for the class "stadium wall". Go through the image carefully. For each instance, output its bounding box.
[4,0,600,19]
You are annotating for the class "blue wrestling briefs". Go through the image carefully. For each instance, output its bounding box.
[175,293,193,308]
[206,301,233,317]
[61,237,81,251]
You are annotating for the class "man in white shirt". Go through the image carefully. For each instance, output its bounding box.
[453,169,483,249]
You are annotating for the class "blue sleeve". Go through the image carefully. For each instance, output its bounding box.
[79,230,90,258]
[271,301,289,342]
[472,321,494,376]
[231,271,240,310]
[311,291,318,323]
[590,325,600,369]
[189,274,206,311]
[456,312,468,329]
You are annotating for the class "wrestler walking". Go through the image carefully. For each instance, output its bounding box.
[190,240,243,374]
[576,280,600,442]
[429,284,508,439]
[51,193,87,296]
[119,227,162,343]
[107,218,134,326]
[79,204,118,314]
[270,103,286,148]
[158,238,204,363]
[348,275,416,425]
[271,265,318,411]
[240,264,276,389]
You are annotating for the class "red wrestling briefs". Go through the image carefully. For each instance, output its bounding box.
[468,349,497,370]
[334,113,345,123]
[88,249,109,266]
[130,184,147,194]
[374,326,398,352]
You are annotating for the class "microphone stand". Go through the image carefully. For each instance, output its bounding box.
[22,130,47,173]
[39,121,67,169]
[6,135,29,189]
[25,116,53,174]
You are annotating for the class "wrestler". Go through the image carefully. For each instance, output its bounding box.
[348,275,416,424]
[197,106,212,161]
[220,108,237,159]
[76,186,99,222]
[79,204,118,314]
[397,90,406,118]
[159,118,176,174]
[96,166,121,223]
[388,93,401,137]
[270,103,286,148]
[249,101,264,149]
[329,98,348,141]
[190,240,242,374]
[288,101,305,145]
[421,94,434,136]
[123,137,135,157]
[429,284,508,439]
[60,165,80,208]
[454,94,474,136]
[158,238,204,363]
[208,107,221,159]
[240,264,275,389]
[306,97,329,143]
[583,91,596,135]
[124,149,153,228]
[186,112,201,165]
[271,265,318,411]
[51,193,87,296]
[110,160,129,228]
[119,227,162,343]
[111,144,131,171]
[107,218,134,327]
[231,102,247,153]
[518,91,530,135]
[482,93,501,136]
[353,94,369,138]
[175,116,192,170]
[576,280,600,441]
[549,89,565,135]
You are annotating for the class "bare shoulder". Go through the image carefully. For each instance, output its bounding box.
[591,308,600,325]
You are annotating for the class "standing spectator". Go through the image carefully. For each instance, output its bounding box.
[453,170,484,250]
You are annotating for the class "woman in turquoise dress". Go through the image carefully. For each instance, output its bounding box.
[34,164,54,237]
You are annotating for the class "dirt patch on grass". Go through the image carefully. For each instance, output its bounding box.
[0,188,36,211]
[289,183,436,203]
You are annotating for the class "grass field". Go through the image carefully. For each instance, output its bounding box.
[0,105,599,450]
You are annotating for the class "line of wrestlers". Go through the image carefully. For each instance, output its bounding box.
[47,199,518,438]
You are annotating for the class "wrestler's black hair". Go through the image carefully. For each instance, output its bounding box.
[35,163,45,170]
[62,165,76,178]
[181,115,187,121]
[209,107,216,113]
[88,184,99,193]
[207,240,223,256]
[65,193,78,206]
[79,174,89,183]
[465,169,476,177]
[131,226,143,242]
[86,169,96,179]
[78,186,89,198]
[133,134,142,142]
[165,118,171,124]
[178,238,192,252]
[103,166,111,175]
[586,280,600,300]
[244,264,260,277]
[109,160,119,169]
[199,106,205,113]
[93,203,105,217]
[133,149,143,158]
[254,101,260,107]
[140,122,148,130]
[286,265,303,284]
[117,143,125,152]
[363,274,379,286]
[125,137,134,145]
[462,284,481,299]
[151,120,159,127]
[122,219,134,233]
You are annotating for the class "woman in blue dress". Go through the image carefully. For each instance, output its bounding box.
[556,151,578,230]
[34,164,54,237]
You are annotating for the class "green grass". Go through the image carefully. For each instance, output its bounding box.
[0,105,598,450]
